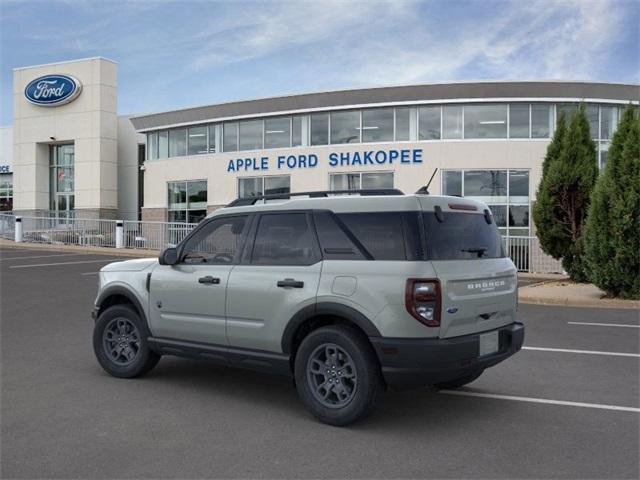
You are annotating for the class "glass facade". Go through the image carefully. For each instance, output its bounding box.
[49,144,75,219]
[419,106,440,140]
[265,117,291,149]
[362,108,394,143]
[143,102,624,168]
[168,128,187,157]
[464,104,507,139]
[442,169,530,236]
[395,107,411,141]
[187,126,208,156]
[239,120,263,150]
[168,180,207,223]
[0,173,12,211]
[329,171,394,190]
[330,110,360,144]
[238,175,291,198]
[442,105,463,139]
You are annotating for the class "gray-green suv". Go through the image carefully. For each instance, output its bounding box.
[92,189,524,426]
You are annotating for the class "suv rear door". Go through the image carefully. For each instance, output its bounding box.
[225,211,322,352]
[422,205,517,338]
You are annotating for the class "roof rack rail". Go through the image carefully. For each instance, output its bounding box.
[225,188,405,207]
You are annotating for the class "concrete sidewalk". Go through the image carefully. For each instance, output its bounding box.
[519,278,640,310]
[2,239,638,310]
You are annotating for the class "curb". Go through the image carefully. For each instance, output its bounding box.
[518,290,640,310]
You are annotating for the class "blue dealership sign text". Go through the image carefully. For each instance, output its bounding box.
[24,74,82,106]
[226,149,422,173]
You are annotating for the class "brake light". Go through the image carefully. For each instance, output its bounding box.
[405,279,441,327]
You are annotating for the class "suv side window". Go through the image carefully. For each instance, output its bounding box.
[313,211,366,260]
[181,215,248,264]
[336,212,422,261]
[251,213,320,265]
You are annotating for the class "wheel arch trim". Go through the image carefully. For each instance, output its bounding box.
[281,302,381,354]
[95,285,148,326]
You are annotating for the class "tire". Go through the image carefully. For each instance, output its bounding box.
[93,304,160,378]
[434,369,484,390]
[294,324,384,426]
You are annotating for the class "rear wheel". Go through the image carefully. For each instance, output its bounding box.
[434,369,484,390]
[93,304,160,378]
[294,325,384,426]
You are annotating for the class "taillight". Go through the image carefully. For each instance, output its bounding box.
[405,279,441,327]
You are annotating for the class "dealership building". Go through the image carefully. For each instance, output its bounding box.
[4,57,638,238]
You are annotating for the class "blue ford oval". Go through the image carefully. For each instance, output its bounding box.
[24,74,82,106]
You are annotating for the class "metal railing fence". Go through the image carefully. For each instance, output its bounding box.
[503,235,564,274]
[20,216,118,247]
[1,214,565,274]
[122,220,198,250]
[0,213,15,240]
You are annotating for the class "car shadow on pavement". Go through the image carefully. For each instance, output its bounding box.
[129,355,503,431]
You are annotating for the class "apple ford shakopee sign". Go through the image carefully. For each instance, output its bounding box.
[24,74,82,106]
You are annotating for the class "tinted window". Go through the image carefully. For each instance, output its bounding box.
[362,108,393,142]
[443,171,462,196]
[330,111,360,144]
[423,212,504,260]
[252,213,318,265]
[313,211,365,260]
[239,120,263,150]
[310,113,329,145]
[182,216,248,264]
[395,107,411,141]
[337,212,408,260]
[509,104,529,138]
[442,106,463,139]
[464,104,507,139]
[169,128,187,157]
[265,117,291,149]
[419,106,441,140]
[188,126,207,155]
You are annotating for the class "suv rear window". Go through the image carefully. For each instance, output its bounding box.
[423,212,504,260]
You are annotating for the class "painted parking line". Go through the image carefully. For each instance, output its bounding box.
[0,253,88,261]
[81,272,99,276]
[9,259,122,269]
[439,390,640,413]
[568,321,640,329]
[523,346,640,358]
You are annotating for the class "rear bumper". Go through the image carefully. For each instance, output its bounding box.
[370,322,524,389]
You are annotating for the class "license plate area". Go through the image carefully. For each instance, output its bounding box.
[479,330,499,357]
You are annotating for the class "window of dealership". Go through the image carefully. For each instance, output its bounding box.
[0,174,12,211]
[145,102,622,171]
[443,169,530,236]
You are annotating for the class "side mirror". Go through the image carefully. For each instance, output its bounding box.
[159,247,178,266]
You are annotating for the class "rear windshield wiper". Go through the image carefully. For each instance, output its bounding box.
[461,247,487,258]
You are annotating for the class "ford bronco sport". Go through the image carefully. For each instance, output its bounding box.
[92,189,524,426]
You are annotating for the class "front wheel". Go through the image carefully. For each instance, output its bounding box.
[294,325,384,426]
[93,304,160,378]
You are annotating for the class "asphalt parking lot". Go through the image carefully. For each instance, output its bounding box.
[1,245,638,479]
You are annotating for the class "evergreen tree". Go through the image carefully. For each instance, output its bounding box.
[584,106,640,298]
[532,112,567,259]
[533,105,598,281]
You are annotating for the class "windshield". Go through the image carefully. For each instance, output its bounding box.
[423,211,505,260]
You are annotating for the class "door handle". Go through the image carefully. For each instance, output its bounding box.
[277,278,304,288]
[198,276,220,285]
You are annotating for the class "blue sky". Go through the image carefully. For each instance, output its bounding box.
[1,0,638,126]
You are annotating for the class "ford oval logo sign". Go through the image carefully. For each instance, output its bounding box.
[24,74,82,106]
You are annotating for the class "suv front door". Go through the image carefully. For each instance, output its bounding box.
[149,214,250,345]
[226,212,322,352]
